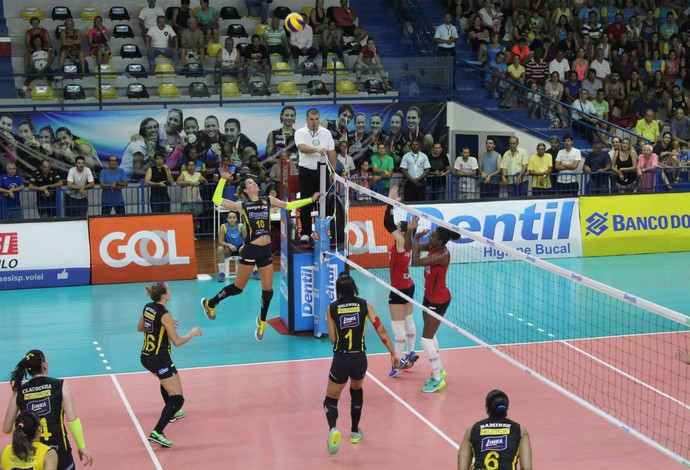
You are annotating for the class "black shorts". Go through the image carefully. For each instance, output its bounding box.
[240,242,273,268]
[389,285,415,305]
[141,354,178,380]
[423,297,450,316]
[328,352,367,384]
[57,450,75,470]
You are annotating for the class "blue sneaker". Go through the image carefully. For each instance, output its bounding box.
[421,377,446,393]
[402,351,419,369]
[252,269,260,280]
[327,427,341,455]
[389,366,401,378]
[218,272,226,283]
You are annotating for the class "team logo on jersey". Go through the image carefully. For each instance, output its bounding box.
[481,435,507,452]
[28,397,51,416]
[339,313,359,329]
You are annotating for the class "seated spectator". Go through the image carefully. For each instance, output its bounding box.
[626,69,645,102]
[599,32,612,59]
[582,11,603,43]
[467,14,491,62]
[542,36,558,62]
[263,15,290,62]
[524,48,549,88]
[612,51,634,83]
[670,107,690,148]
[548,49,570,82]
[582,68,603,98]
[139,0,165,39]
[648,70,668,103]
[196,0,220,45]
[18,34,53,98]
[544,71,565,126]
[527,80,546,119]
[332,0,368,43]
[485,32,505,67]
[571,88,604,143]
[660,11,679,43]
[633,89,660,121]
[550,1,573,27]
[487,51,508,100]
[667,84,689,119]
[611,33,636,67]
[654,131,681,183]
[580,33,595,60]
[24,17,52,70]
[321,19,345,68]
[354,38,390,90]
[87,16,111,65]
[644,32,663,60]
[245,0,268,24]
[290,22,318,68]
[510,37,531,62]
[528,10,546,44]
[627,15,642,56]
[99,155,128,215]
[645,49,665,79]
[557,30,578,62]
[242,34,271,85]
[604,71,627,115]
[592,88,611,123]
[171,0,192,36]
[605,13,627,43]
[635,109,662,146]
[583,140,612,194]
[146,16,180,71]
[552,15,573,43]
[664,50,681,85]
[310,0,329,35]
[512,13,531,44]
[0,162,25,220]
[181,17,205,69]
[214,37,240,92]
[563,70,582,106]
[577,1,600,29]
[59,18,86,73]
[590,47,611,82]
[572,47,589,81]
[216,210,245,281]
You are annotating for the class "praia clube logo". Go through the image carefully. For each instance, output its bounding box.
[585,211,690,236]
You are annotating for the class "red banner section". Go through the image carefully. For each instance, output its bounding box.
[347,205,389,269]
[89,215,197,284]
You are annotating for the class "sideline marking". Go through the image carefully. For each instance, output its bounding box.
[110,374,163,470]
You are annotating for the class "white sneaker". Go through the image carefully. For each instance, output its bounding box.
[300,235,310,243]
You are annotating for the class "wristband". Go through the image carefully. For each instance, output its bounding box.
[68,418,87,449]
[285,196,313,211]
[212,178,226,205]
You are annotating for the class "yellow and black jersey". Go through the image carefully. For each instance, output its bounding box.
[241,197,271,242]
[469,417,522,470]
[140,302,171,357]
[15,377,70,454]
[1,441,51,470]
[329,296,368,353]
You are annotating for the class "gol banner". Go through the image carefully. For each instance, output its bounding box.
[347,205,389,268]
[89,214,197,284]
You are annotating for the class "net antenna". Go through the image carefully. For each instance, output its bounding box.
[330,172,690,466]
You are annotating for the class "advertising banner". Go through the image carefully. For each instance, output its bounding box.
[0,221,90,290]
[89,214,197,284]
[348,199,582,268]
[580,194,690,256]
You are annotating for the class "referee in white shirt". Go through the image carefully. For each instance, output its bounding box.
[294,108,337,243]
[434,13,458,57]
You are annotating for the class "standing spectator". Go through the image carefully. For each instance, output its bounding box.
[290,22,318,68]
[546,135,561,188]
[28,159,62,219]
[371,142,395,195]
[670,107,690,147]
[637,144,660,191]
[65,156,94,217]
[354,38,390,90]
[181,17,205,69]
[294,108,337,242]
[24,17,52,70]
[245,0,268,24]
[171,0,192,36]
[58,18,86,74]
[242,34,271,85]
[434,13,458,57]
[145,152,174,213]
[99,155,128,215]
[87,16,111,65]
[500,136,529,197]
[584,140,612,194]
[310,0,328,35]
[177,157,207,233]
[138,0,165,39]
[332,0,368,44]
[321,19,344,69]
[426,143,450,200]
[555,134,582,196]
[479,137,502,198]
[196,0,219,45]
[453,147,478,199]
[18,35,53,98]
[528,142,553,195]
[634,109,662,146]
[263,15,290,62]
[146,16,180,72]
[399,140,430,202]
[0,163,24,220]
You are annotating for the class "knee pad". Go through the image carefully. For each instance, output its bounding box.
[169,395,185,412]
[261,289,274,307]
[227,284,244,296]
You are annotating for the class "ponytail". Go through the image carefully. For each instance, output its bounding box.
[12,411,40,461]
[9,349,44,391]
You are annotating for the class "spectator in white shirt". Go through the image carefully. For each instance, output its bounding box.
[146,16,180,71]
[590,47,611,81]
[548,49,570,82]
[454,147,479,199]
[138,0,165,39]
[290,23,318,68]
[434,13,458,57]
[555,134,582,196]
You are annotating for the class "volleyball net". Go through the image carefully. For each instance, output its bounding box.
[327,174,690,465]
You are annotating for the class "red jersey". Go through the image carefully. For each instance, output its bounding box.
[424,246,450,303]
[389,244,413,290]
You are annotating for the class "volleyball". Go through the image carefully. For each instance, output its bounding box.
[284,12,305,33]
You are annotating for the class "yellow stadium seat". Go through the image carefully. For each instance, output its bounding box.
[278,81,299,95]
[301,6,313,18]
[221,82,241,96]
[272,61,292,76]
[327,60,345,75]
[31,85,53,100]
[336,79,359,95]
[95,84,118,99]
[97,64,116,79]
[22,7,43,20]
[254,23,266,36]
[155,63,176,78]
[158,82,180,98]
[207,42,222,57]
[80,6,101,21]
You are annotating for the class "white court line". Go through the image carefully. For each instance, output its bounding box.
[366,371,460,450]
[110,374,163,470]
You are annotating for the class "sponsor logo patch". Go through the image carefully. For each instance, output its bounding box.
[481,434,507,452]
[28,397,51,416]
[339,313,359,329]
